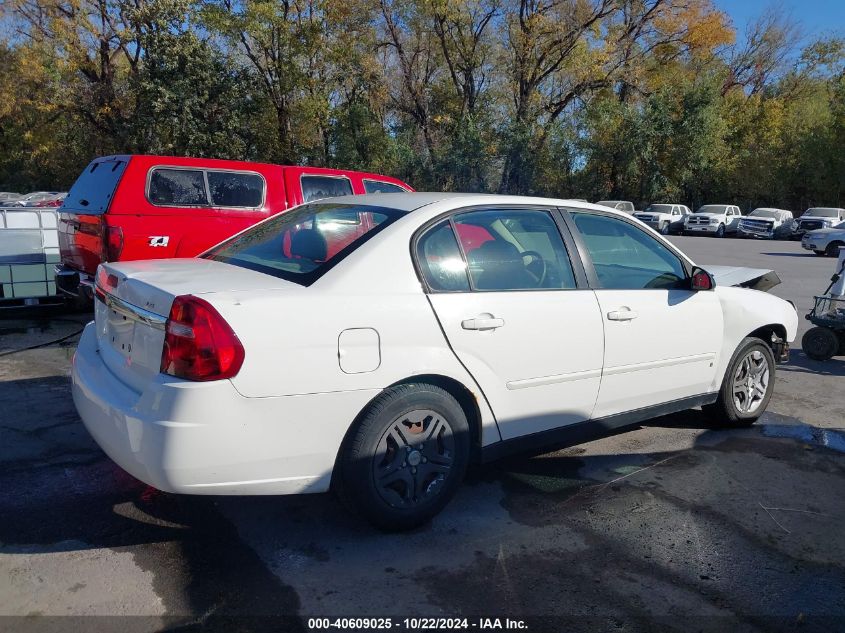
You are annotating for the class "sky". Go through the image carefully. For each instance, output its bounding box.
[714,0,845,39]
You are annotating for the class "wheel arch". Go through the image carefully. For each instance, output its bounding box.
[329,374,487,492]
[747,323,788,350]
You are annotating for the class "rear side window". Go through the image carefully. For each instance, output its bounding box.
[147,168,266,208]
[149,169,207,206]
[301,176,353,202]
[455,209,576,291]
[208,172,264,207]
[63,158,128,214]
[416,221,470,292]
[364,180,406,194]
[203,202,403,286]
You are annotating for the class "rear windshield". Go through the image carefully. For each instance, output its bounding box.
[63,158,128,214]
[203,202,404,285]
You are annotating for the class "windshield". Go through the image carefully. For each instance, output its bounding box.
[203,202,404,285]
[749,209,782,219]
[695,205,730,214]
[805,208,841,218]
[645,205,673,213]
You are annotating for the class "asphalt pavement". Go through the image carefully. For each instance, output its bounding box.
[1,236,844,632]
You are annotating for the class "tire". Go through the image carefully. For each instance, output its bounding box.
[659,222,670,235]
[703,337,775,427]
[838,331,845,356]
[802,326,839,361]
[715,224,725,238]
[825,241,844,257]
[335,383,470,531]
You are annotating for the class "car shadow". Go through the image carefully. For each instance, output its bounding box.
[760,252,818,258]
[780,347,845,377]
[4,369,845,626]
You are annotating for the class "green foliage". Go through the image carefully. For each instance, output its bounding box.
[0,0,843,212]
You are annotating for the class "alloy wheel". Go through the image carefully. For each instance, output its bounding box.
[732,350,769,414]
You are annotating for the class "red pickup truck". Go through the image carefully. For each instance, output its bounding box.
[55,155,412,304]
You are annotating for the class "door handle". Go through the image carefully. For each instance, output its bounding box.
[607,308,638,321]
[462,316,505,331]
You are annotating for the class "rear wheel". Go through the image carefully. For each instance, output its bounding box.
[704,338,774,427]
[825,241,844,257]
[335,383,470,531]
[803,326,839,361]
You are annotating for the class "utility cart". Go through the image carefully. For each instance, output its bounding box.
[802,254,845,361]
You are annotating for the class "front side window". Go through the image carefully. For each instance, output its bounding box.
[416,221,470,292]
[203,203,402,285]
[364,180,406,194]
[301,175,354,202]
[148,169,207,206]
[454,209,576,291]
[571,212,687,290]
[207,171,264,207]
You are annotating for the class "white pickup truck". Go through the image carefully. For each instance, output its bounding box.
[737,208,796,240]
[633,204,691,235]
[684,204,743,237]
[794,207,845,238]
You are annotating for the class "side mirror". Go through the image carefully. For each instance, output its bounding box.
[690,267,715,291]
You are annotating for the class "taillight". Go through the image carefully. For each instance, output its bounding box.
[160,296,245,381]
[103,225,124,261]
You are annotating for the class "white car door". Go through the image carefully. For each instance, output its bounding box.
[417,208,604,440]
[567,210,723,418]
[726,207,741,230]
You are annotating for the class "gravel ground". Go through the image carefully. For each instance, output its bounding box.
[0,236,844,632]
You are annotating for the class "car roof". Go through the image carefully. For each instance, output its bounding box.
[310,191,630,217]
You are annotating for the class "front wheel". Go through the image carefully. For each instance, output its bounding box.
[335,383,470,531]
[715,224,725,238]
[659,222,670,235]
[802,326,839,361]
[704,338,775,427]
[825,241,844,257]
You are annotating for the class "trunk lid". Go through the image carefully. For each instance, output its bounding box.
[94,258,301,392]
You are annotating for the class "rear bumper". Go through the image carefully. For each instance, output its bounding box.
[55,265,94,302]
[72,323,379,495]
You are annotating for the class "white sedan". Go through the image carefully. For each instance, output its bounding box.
[72,193,798,530]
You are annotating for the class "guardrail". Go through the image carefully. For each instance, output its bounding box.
[0,206,63,306]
